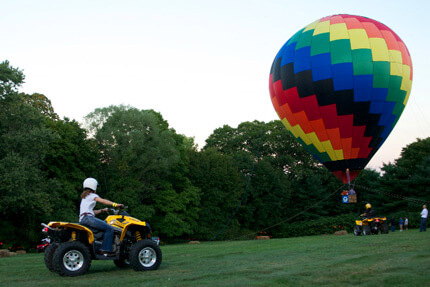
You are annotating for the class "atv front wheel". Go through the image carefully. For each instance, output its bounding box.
[129,240,162,271]
[52,241,91,276]
[44,243,58,272]
[362,225,371,236]
[353,225,362,236]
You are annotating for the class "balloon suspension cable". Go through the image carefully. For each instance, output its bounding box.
[354,184,429,205]
[228,185,344,241]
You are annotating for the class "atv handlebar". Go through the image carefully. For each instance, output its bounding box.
[108,206,129,215]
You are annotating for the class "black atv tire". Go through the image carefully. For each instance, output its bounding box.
[371,223,379,234]
[362,225,371,236]
[52,241,92,276]
[353,225,362,236]
[381,223,389,234]
[44,243,58,272]
[129,240,162,271]
[114,257,131,268]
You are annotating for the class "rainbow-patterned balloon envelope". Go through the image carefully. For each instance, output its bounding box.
[269,14,413,183]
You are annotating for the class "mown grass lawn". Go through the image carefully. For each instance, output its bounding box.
[1,229,429,287]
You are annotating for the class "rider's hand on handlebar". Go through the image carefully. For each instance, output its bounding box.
[102,208,109,213]
[112,202,124,209]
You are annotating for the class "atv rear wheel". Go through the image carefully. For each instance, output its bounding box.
[130,240,162,271]
[362,225,371,236]
[371,222,380,234]
[44,243,58,272]
[353,225,362,236]
[52,241,91,276]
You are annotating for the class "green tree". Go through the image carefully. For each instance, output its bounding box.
[352,168,385,215]
[204,120,344,236]
[19,92,59,120]
[237,158,292,232]
[0,61,98,246]
[205,120,317,179]
[288,166,346,220]
[42,118,100,221]
[0,60,24,97]
[187,148,244,240]
[380,137,430,213]
[85,105,200,238]
[394,137,430,174]
[0,64,56,244]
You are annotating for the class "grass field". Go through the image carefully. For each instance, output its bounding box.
[1,229,429,287]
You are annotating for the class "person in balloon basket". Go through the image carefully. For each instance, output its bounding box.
[79,178,124,256]
[420,205,428,232]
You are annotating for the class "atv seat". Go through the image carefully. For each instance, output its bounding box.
[80,224,105,240]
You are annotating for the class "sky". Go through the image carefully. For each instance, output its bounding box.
[2,0,430,170]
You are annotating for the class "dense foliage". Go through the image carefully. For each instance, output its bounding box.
[1,61,429,248]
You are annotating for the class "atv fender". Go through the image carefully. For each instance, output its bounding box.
[120,222,151,242]
[48,222,95,244]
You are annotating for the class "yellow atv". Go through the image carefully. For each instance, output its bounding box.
[353,217,389,236]
[41,207,162,276]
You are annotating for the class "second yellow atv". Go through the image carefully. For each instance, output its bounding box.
[353,217,389,236]
[41,207,162,276]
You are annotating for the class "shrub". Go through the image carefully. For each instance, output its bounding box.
[275,213,357,238]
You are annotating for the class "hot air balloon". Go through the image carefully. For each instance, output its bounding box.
[269,14,413,184]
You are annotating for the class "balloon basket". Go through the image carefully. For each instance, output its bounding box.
[341,191,357,204]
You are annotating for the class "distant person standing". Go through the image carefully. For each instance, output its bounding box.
[390,217,396,232]
[399,217,404,231]
[420,205,428,232]
[404,217,408,231]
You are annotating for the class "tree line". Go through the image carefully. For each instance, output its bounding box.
[1,60,429,248]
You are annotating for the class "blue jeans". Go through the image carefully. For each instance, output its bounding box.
[80,215,114,252]
[420,218,427,232]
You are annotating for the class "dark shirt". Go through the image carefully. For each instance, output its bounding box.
[363,209,371,218]
[363,209,377,218]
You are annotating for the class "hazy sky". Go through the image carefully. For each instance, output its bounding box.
[2,0,430,170]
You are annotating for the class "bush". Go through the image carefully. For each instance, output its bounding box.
[274,209,423,238]
[275,213,357,238]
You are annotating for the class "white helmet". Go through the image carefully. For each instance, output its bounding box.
[83,178,98,191]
